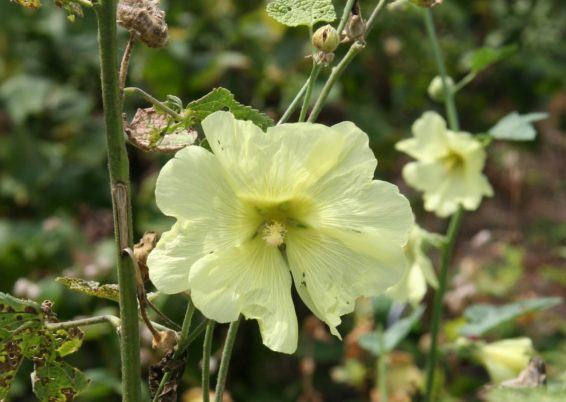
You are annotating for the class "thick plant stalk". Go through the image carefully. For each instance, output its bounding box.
[93,0,141,400]
[422,9,465,402]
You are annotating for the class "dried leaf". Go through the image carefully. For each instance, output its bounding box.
[125,107,197,153]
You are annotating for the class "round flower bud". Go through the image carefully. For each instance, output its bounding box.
[312,24,340,53]
[427,75,455,102]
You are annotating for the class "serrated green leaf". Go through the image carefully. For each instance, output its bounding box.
[56,277,120,302]
[266,0,336,27]
[488,111,548,141]
[184,87,274,131]
[359,306,425,356]
[32,361,89,402]
[459,297,562,337]
[465,45,517,74]
[0,292,42,340]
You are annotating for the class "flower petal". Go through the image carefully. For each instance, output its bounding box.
[307,180,414,247]
[147,221,194,294]
[202,112,376,201]
[155,145,259,246]
[396,112,450,161]
[189,238,298,353]
[286,227,409,337]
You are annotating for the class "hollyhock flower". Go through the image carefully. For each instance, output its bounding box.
[386,225,443,306]
[396,112,493,217]
[148,111,413,353]
[476,337,534,383]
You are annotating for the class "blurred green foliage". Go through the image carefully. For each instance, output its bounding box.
[1,0,565,401]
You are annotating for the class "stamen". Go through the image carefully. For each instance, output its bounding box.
[262,220,287,247]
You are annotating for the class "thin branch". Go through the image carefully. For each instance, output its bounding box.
[307,0,387,122]
[123,87,184,120]
[45,315,121,330]
[119,32,138,95]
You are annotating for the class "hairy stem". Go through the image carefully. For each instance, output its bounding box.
[422,11,465,402]
[214,318,241,402]
[152,300,196,402]
[202,320,216,402]
[93,0,141,400]
[45,315,121,330]
[307,0,387,122]
[298,63,322,122]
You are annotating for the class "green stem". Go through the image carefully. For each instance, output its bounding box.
[214,317,241,402]
[307,43,363,123]
[453,71,476,94]
[123,86,184,120]
[278,81,309,124]
[423,208,463,402]
[421,10,466,402]
[45,315,121,330]
[151,301,196,402]
[378,326,388,402]
[423,9,460,131]
[93,1,141,401]
[298,63,321,122]
[202,320,216,402]
[307,0,387,123]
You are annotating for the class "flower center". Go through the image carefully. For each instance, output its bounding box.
[261,220,287,247]
[441,151,465,172]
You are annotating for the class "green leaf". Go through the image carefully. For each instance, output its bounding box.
[358,306,425,356]
[488,111,548,141]
[459,297,562,337]
[465,45,517,74]
[266,0,336,27]
[32,361,89,402]
[184,87,274,131]
[56,277,120,302]
[0,292,42,340]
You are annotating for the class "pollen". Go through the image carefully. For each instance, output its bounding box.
[261,220,287,247]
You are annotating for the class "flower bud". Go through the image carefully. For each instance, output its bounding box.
[410,0,443,7]
[312,24,340,53]
[427,75,455,102]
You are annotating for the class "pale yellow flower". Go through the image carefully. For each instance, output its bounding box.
[386,225,443,305]
[477,337,534,383]
[396,112,493,217]
[148,111,414,353]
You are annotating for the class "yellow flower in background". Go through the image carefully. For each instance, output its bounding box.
[147,111,414,354]
[396,112,493,217]
[477,337,534,383]
[386,225,443,306]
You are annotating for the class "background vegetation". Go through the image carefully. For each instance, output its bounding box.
[1,0,565,401]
